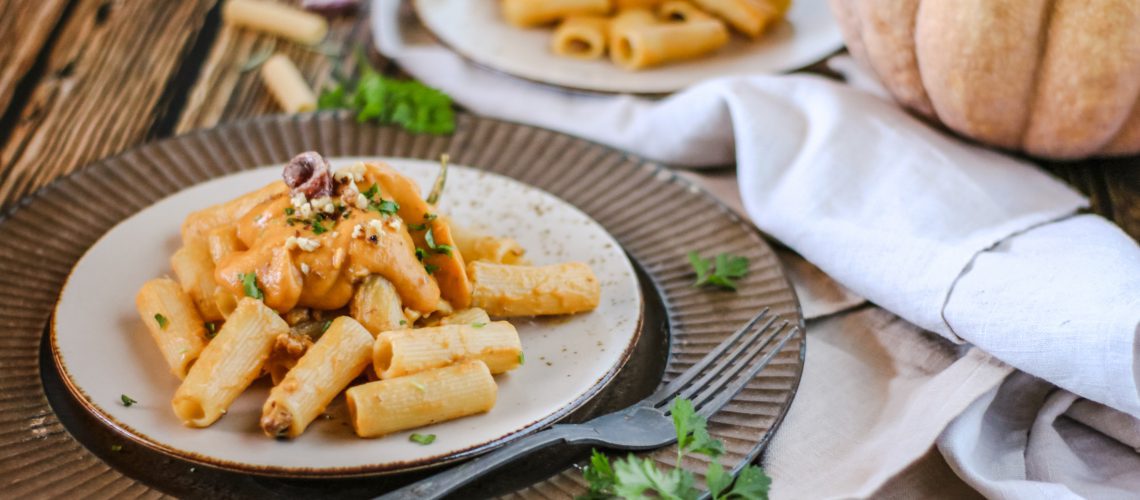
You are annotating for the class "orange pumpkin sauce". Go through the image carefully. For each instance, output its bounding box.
[214,189,440,315]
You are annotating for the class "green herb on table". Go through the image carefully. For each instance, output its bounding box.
[153,313,169,329]
[318,52,455,135]
[410,433,436,445]
[120,394,137,407]
[687,252,749,291]
[239,272,264,300]
[579,397,770,500]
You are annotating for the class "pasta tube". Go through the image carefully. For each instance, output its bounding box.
[691,0,787,37]
[611,18,729,70]
[615,0,668,8]
[222,0,329,45]
[182,181,287,245]
[449,223,528,265]
[373,322,522,379]
[350,275,407,336]
[206,225,244,264]
[439,308,492,327]
[552,16,610,60]
[136,278,208,379]
[261,317,373,438]
[659,1,714,21]
[501,0,610,27]
[469,261,601,316]
[261,54,317,113]
[170,241,224,321]
[172,298,289,427]
[346,360,497,438]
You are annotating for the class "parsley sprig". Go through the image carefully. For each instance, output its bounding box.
[688,252,749,291]
[362,183,400,216]
[318,51,455,135]
[580,398,770,500]
[239,272,264,300]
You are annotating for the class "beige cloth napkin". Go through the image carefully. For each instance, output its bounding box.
[682,171,1012,498]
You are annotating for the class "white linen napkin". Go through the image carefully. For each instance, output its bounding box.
[374,2,1140,418]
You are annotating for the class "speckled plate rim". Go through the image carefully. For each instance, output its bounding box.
[0,112,805,497]
[48,162,646,478]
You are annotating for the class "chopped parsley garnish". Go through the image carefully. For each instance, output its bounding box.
[408,214,437,232]
[370,199,399,216]
[423,213,438,222]
[120,394,137,407]
[472,322,487,329]
[688,252,749,291]
[110,444,123,452]
[424,228,452,256]
[204,322,218,339]
[153,313,169,329]
[311,218,329,234]
[424,263,439,275]
[582,397,770,499]
[321,320,333,333]
[518,352,525,365]
[284,207,295,216]
[399,319,407,326]
[239,272,264,300]
[415,247,427,262]
[317,52,455,135]
[409,433,436,445]
[362,183,379,199]
[410,381,426,392]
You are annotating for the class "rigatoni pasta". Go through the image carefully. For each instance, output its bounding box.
[261,317,373,438]
[172,298,288,427]
[373,322,523,379]
[135,278,208,379]
[611,18,730,70]
[139,152,604,442]
[346,360,498,438]
[691,0,786,38]
[470,261,601,316]
[501,0,611,27]
[552,16,611,60]
[223,0,329,45]
[260,54,317,113]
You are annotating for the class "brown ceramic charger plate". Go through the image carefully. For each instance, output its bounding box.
[0,113,804,498]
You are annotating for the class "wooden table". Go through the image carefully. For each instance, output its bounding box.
[2,1,1137,240]
[0,1,1131,498]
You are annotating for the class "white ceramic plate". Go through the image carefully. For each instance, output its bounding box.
[409,0,843,94]
[52,158,642,476]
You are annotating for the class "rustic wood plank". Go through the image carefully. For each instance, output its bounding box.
[0,0,217,208]
[1045,157,1140,241]
[0,0,70,121]
[175,2,368,133]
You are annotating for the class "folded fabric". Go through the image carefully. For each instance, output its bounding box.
[940,373,1140,499]
[374,4,1140,421]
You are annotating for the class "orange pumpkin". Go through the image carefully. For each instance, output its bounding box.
[829,0,1140,160]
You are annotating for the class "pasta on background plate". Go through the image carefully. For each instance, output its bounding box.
[503,0,793,70]
[134,151,602,442]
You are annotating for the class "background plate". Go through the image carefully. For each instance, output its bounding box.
[0,113,803,498]
[409,0,843,94]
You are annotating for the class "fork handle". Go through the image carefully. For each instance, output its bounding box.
[375,424,597,500]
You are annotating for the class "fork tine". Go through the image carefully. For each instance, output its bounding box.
[695,324,799,418]
[644,308,771,405]
[687,320,788,410]
[671,315,779,404]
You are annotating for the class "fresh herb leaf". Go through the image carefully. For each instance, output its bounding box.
[362,183,380,199]
[671,397,723,460]
[706,462,732,500]
[121,394,137,407]
[370,199,399,216]
[409,433,436,445]
[415,247,427,262]
[311,218,329,234]
[612,454,697,500]
[689,252,749,291]
[321,320,333,333]
[471,322,487,329]
[239,272,264,300]
[318,54,455,135]
[424,228,452,255]
[725,465,771,500]
[204,322,218,339]
[154,313,169,329]
[424,263,439,275]
[582,449,617,497]
[284,207,295,216]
